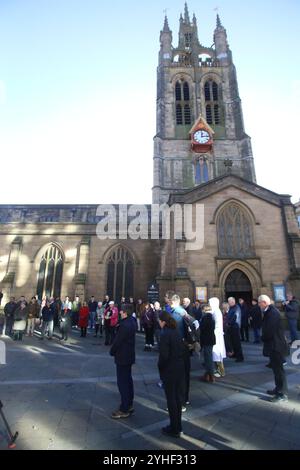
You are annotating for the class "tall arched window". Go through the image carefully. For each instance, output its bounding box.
[195,157,209,185]
[175,80,192,125]
[36,244,64,300]
[106,246,134,302]
[217,204,255,258]
[175,82,182,101]
[204,80,221,125]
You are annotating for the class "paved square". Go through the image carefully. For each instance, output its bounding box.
[0,329,300,450]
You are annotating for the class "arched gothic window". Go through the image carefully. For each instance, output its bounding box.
[217,204,255,258]
[106,246,134,302]
[36,244,64,300]
[204,80,221,125]
[195,157,209,185]
[175,80,192,125]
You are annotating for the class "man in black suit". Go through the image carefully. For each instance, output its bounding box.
[259,295,289,402]
[110,309,136,419]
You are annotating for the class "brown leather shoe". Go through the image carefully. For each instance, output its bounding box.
[111,410,130,419]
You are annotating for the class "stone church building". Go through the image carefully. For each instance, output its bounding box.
[1,5,300,305]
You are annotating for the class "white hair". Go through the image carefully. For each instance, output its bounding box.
[258,295,271,305]
[228,297,236,303]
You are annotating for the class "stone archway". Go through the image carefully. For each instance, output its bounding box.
[225,269,252,304]
[219,261,262,303]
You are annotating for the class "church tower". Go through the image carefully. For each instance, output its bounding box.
[153,4,256,203]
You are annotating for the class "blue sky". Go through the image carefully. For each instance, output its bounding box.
[0,0,299,203]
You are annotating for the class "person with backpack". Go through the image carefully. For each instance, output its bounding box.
[168,294,199,408]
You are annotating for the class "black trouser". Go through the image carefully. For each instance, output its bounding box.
[95,324,103,336]
[13,330,23,341]
[229,327,244,360]
[72,311,79,326]
[240,325,249,342]
[80,327,87,337]
[145,327,154,346]
[105,325,114,345]
[163,375,185,434]
[270,351,288,395]
[224,329,232,353]
[183,343,191,403]
[116,364,134,413]
[5,317,14,336]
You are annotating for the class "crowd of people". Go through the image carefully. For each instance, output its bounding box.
[109,291,298,438]
[0,288,298,439]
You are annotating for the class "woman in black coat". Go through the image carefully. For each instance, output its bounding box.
[158,311,185,438]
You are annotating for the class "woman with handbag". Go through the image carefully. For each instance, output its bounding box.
[12,301,28,341]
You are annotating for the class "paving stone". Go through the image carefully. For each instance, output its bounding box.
[1,333,300,450]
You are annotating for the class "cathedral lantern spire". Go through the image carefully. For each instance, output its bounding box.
[192,13,199,41]
[159,15,173,64]
[216,13,222,29]
[162,15,171,33]
[214,14,231,63]
[178,3,199,50]
[184,2,190,24]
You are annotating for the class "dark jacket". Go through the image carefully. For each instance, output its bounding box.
[158,327,185,382]
[184,304,193,316]
[192,305,202,322]
[284,300,299,321]
[239,303,249,327]
[4,301,17,318]
[42,305,54,322]
[250,305,263,329]
[261,304,288,357]
[14,306,28,321]
[110,316,136,366]
[200,314,216,347]
[227,306,239,329]
[141,308,155,329]
[88,300,98,313]
[153,308,162,330]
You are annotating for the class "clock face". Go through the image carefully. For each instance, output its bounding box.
[194,130,210,144]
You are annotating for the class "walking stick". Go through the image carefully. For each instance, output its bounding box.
[0,400,19,448]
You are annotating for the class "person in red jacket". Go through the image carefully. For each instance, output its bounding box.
[79,302,89,337]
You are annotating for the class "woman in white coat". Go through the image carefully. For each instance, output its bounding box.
[209,297,226,377]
